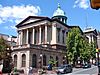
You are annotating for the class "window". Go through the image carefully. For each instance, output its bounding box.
[34,30,37,44]
[56,56,59,67]
[43,55,46,66]
[62,30,65,44]
[57,28,60,42]
[14,55,17,67]
[32,54,37,68]
[22,54,26,67]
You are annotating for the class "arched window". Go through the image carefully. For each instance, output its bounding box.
[22,54,26,67]
[56,56,59,67]
[43,55,46,66]
[14,55,17,67]
[32,54,37,68]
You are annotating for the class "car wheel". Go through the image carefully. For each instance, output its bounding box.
[64,70,67,74]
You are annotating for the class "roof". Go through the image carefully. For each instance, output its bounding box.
[83,27,98,35]
[16,16,70,28]
[16,16,49,28]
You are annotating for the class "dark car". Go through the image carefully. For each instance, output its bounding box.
[56,64,73,74]
[82,63,91,68]
[94,62,100,66]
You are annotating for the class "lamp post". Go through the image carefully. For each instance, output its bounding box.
[98,52,100,75]
[96,49,100,75]
[39,53,42,68]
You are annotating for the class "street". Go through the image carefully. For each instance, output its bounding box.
[67,65,98,75]
[43,65,98,75]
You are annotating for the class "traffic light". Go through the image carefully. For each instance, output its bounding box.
[90,0,100,10]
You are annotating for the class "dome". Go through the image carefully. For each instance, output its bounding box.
[53,3,65,17]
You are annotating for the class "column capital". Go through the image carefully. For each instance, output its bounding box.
[32,26,35,28]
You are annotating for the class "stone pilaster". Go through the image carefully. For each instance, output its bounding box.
[60,28,62,44]
[26,51,30,68]
[17,52,21,69]
[64,31,66,44]
[18,31,21,46]
[51,23,57,44]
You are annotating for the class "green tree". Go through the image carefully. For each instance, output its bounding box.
[0,37,10,60]
[80,38,91,62]
[89,41,96,61]
[66,27,82,65]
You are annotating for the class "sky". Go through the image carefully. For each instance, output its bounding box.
[0,0,100,36]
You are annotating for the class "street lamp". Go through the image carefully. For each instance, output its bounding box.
[39,53,42,68]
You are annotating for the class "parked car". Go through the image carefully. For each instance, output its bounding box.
[82,63,91,68]
[75,63,82,68]
[56,64,73,74]
[94,62,100,66]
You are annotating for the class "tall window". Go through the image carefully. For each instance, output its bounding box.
[14,55,17,67]
[32,54,37,68]
[22,54,26,67]
[34,30,37,44]
[62,30,65,44]
[56,56,59,67]
[57,28,60,42]
[43,55,46,66]
[41,29,44,43]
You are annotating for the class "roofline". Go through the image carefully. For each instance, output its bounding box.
[84,29,98,36]
[69,26,83,34]
[16,16,49,28]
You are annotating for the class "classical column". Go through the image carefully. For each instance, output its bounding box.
[20,30,23,45]
[45,25,47,44]
[26,29,29,44]
[18,31,21,46]
[32,27,35,44]
[39,26,41,44]
[92,35,94,42]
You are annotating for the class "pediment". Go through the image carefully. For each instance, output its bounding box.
[16,16,48,28]
[22,18,40,25]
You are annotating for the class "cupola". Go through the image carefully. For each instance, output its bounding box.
[52,3,67,24]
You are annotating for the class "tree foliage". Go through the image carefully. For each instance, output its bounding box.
[66,27,82,64]
[66,27,96,64]
[0,37,10,60]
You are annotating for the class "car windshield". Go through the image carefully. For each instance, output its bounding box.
[58,65,67,69]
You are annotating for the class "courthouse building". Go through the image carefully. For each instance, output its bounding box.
[11,4,82,71]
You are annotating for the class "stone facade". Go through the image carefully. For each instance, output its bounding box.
[84,27,98,46]
[11,4,71,72]
[97,32,100,49]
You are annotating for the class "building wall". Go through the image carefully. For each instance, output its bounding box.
[12,47,66,72]
[97,32,100,49]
